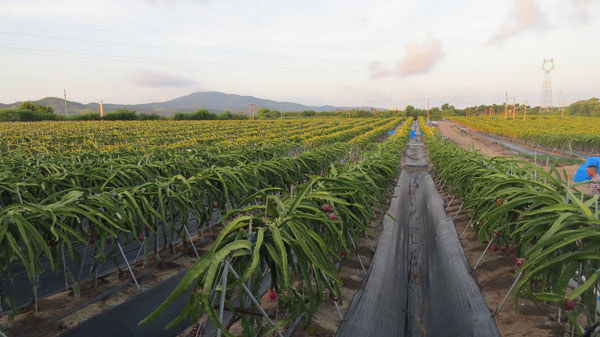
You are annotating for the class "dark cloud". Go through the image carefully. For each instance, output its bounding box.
[368,34,443,79]
[130,70,198,88]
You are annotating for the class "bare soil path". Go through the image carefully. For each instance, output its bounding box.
[436,121,583,190]
[443,195,565,337]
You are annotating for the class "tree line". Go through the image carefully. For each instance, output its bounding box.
[0,103,407,122]
[463,98,600,117]
[0,103,248,122]
[3,98,598,122]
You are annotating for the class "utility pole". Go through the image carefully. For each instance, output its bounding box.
[63,89,68,116]
[512,97,516,120]
[427,98,430,121]
[559,89,564,116]
[523,101,528,120]
[248,104,255,120]
[280,103,283,118]
[99,99,104,117]
[389,88,392,112]
[504,92,508,120]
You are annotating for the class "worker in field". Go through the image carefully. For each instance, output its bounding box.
[588,164,600,195]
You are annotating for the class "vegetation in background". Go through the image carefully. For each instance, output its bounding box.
[450,115,600,154]
[102,109,138,120]
[0,102,406,122]
[463,98,600,117]
[2,95,599,123]
[515,153,584,167]
[172,109,218,120]
[404,103,463,120]
[566,98,600,117]
[0,101,57,121]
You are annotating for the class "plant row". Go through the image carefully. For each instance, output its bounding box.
[0,119,402,318]
[140,118,414,335]
[450,116,600,154]
[420,117,600,334]
[0,118,385,155]
[0,119,399,207]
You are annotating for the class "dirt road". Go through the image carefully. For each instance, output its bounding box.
[435,121,516,157]
[435,121,585,190]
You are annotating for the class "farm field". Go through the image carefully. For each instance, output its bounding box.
[435,120,587,193]
[2,116,599,337]
[4,0,600,336]
[422,117,600,336]
[450,116,600,155]
[0,117,412,336]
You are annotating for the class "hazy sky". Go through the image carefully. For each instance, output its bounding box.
[1,0,599,108]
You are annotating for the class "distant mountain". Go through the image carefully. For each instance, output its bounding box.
[1,91,379,116]
[0,97,91,115]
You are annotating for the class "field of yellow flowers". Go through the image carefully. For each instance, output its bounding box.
[450,116,600,155]
[0,117,409,333]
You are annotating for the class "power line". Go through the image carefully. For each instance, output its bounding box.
[0,31,380,65]
[0,46,370,75]
[0,31,171,50]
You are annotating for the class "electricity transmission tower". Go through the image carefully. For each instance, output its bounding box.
[540,58,555,112]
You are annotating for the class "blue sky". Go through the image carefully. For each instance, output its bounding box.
[1,0,598,108]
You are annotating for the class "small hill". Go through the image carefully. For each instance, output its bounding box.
[1,91,380,116]
[0,97,93,115]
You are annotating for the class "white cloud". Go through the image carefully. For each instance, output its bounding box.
[368,62,392,79]
[396,34,444,77]
[487,0,546,44]
[368,33,443,79]
[130,70,198,88]
[570,0,598,25]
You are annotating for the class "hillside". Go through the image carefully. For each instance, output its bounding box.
[1,92,378,116]
[0,97,91,115]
